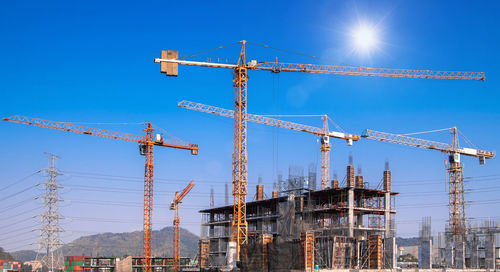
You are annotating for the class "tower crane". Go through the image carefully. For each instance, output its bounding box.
[154,40,485,260]
[2,115,199,272]
[178,100,360,190]
[362,127,494,267]
[169,181,195,272]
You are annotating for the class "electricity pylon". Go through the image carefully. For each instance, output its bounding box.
[35,153,64,272]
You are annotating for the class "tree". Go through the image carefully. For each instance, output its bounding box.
[21,264,33,272]
[398,253,418,262]
[0,247,14,261]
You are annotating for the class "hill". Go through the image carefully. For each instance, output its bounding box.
[10,227,199,262]
[8,250,38,262]
[0,247,14,260]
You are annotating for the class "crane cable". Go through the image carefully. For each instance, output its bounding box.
[245,40,372,69]
[399,127,479,149]
[182,41,241,59]
[400,127,453,136]
[180,40,364,68]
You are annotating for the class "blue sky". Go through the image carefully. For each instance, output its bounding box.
[1,0,499,252]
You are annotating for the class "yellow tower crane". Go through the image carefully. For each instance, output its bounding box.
[155,40,484,260]
[362,127,494,267]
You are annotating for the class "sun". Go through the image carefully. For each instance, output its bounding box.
[352,25,378,53]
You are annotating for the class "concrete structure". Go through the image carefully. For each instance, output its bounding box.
[436,219,500,269]
[419,217,433,269]
[200,162,397,270]
[419,240,433,269]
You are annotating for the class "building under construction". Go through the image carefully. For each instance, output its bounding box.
[198,160,397,271]
[417,217,500,270]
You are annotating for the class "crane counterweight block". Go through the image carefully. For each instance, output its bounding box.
[190,144,199,155]
[160,50,179,76]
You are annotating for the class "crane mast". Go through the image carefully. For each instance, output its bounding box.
[178,100,360,189]
[170,181,195,272]
[231,41,249,257]
[155,40,485,261]
[3,115,199,272]
[362,127,494,268]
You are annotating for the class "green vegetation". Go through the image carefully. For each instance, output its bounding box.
[9,250,40,262]
[0,247,14,260]
[11,226,199,261]
[398,253,418,262]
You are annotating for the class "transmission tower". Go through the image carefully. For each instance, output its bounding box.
[35,153,64,272]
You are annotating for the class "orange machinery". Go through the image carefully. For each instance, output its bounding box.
[169,181,195,272]
[3,115,198,272]
[155,40,485,260]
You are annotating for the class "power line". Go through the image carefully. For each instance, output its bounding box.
[0,171,40,192]
[0,224,38,237]
[0,184,37,202]
[0,231,37,242]
[0,217,36,230]
[0,197,36,214]
[0,207,41,220]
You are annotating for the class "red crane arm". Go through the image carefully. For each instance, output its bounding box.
[174,180,195,204]
[3,115,199,153]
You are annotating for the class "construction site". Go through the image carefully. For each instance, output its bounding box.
[2,3,500,272]
[198,159,397,270]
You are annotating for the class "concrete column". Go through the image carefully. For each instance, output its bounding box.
[486,232,496,269]
[455,239,465,269]
[384,237,396,269]
[470,235,479,269]
[384,192,391,237]
[383,170,392,238]
[418,239,433,269]
[348,188,354,237]
[444,231,454,267]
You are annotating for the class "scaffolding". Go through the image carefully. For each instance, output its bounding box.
[199,161,397,271]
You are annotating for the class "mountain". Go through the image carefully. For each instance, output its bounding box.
[0,247,14,260]
[61,226,199,258]
[9,250,38,262]
[10,227,199,262]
